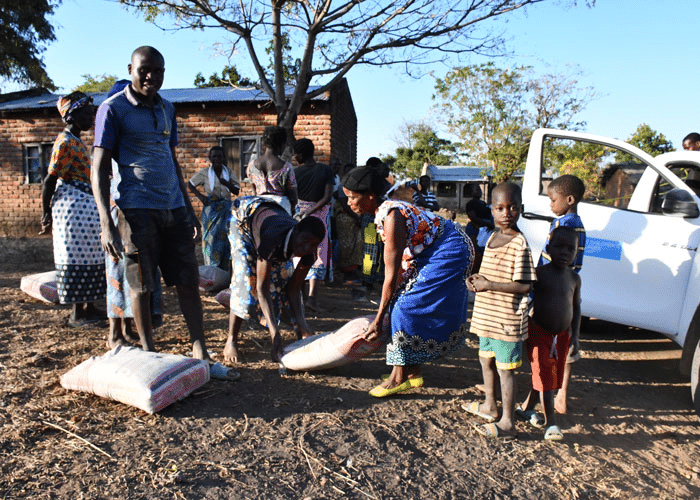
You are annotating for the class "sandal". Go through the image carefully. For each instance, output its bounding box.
[461,401,497,423]
[515,406,545,429]
[544,425,564,441]
[474,423,517,441]
[209,362,241,381]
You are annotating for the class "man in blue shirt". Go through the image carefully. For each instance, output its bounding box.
[91,46,215,366]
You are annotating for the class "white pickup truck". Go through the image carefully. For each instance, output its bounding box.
[519,128,700,419]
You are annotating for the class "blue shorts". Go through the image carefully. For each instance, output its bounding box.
[478,336,522,370]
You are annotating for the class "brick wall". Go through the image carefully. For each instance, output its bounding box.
[0,84,356,235]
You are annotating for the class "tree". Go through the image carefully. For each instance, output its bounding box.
[615,123,674,163]
[433,62,596,182]
[193,65,253,88]
[118,0,585,151]
[0,1,60,91]
[383,123,457,179]
[73,74,119,93]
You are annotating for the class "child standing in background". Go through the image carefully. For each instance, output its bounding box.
[464,182,536,440]
[537,174,586,414]
[247,126,298,215]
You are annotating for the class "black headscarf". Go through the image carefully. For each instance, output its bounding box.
[342,158,390,198]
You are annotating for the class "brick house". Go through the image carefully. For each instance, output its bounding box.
[0,80,357,236]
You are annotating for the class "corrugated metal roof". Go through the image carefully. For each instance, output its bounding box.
[426,165,491,182]
[0,85,327,112]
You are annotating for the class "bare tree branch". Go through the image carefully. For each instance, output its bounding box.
[116,0,587,138]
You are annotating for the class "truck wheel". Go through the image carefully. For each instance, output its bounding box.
[692,337,700,421]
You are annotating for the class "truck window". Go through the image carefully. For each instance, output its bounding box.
[541,136,651,210]
[650,162,700,213]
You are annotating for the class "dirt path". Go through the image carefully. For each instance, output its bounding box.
[1,237,699,499]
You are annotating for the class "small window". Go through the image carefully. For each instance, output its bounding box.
[24,143,53,184]
[650,163,700,213]
[437,182,456,197]
[221,136,260,181]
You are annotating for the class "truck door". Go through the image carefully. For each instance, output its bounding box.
[521,130,700,336]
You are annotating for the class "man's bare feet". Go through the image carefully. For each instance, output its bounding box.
[191,339,212,362]
[223,337,240,364]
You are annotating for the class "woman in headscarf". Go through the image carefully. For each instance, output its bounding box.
[41,91,106,327]
[225,196,325,363]
[188,145,240,271]
[342,165,474,397]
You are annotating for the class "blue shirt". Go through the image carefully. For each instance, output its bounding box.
[94,86,184,210]
[538,212,586,272]
[412,190,439,211]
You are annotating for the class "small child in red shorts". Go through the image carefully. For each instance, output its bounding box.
[518,226,581,440]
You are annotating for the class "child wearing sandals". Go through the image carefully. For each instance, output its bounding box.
[518,226,581,440]
[464,182,536,440]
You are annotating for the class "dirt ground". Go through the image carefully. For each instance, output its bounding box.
[1,236,700,499]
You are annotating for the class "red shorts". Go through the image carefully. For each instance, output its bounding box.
[527,318,570,392]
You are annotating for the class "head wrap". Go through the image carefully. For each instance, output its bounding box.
[342,163,390,198]
[56,91,93,123]
[343,166,375,193]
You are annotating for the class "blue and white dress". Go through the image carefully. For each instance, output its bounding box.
[375,200,473,366]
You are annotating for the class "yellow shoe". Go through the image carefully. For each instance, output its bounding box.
[369,380,413,398]
[380,374,424,388]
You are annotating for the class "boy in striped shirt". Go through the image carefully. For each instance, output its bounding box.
[464,182,536,439]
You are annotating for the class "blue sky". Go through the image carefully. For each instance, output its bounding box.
[33,0,700,163]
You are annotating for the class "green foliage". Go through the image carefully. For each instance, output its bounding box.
[264,32,299,84]
[384,123,457,179]
[615,123,675,163]
[73,74,118,93]
[542,139,607,200]
[0,1,60,90]
[193,65,253,88]
[433,62,596,182]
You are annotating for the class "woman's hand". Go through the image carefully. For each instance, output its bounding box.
[363,317,383,341]
[39,213,52,235]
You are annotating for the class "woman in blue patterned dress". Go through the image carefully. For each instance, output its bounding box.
[41,91,106,327]
[188,145,240,270]
[342,165,474,397]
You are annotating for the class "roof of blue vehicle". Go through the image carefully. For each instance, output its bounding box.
[0,85,328,112]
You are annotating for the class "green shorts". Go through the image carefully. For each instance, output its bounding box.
[478,336,522,370]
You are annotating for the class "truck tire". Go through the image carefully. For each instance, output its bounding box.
[692,337,700,421]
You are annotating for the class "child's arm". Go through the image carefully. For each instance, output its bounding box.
[468,274,532,295]
[570,273,582,356]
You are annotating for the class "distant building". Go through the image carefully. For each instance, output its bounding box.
[423,165,492,211]
[0,81,356,235]
[601,163,646,209]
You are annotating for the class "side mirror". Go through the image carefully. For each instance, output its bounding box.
[661,188,700,218]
